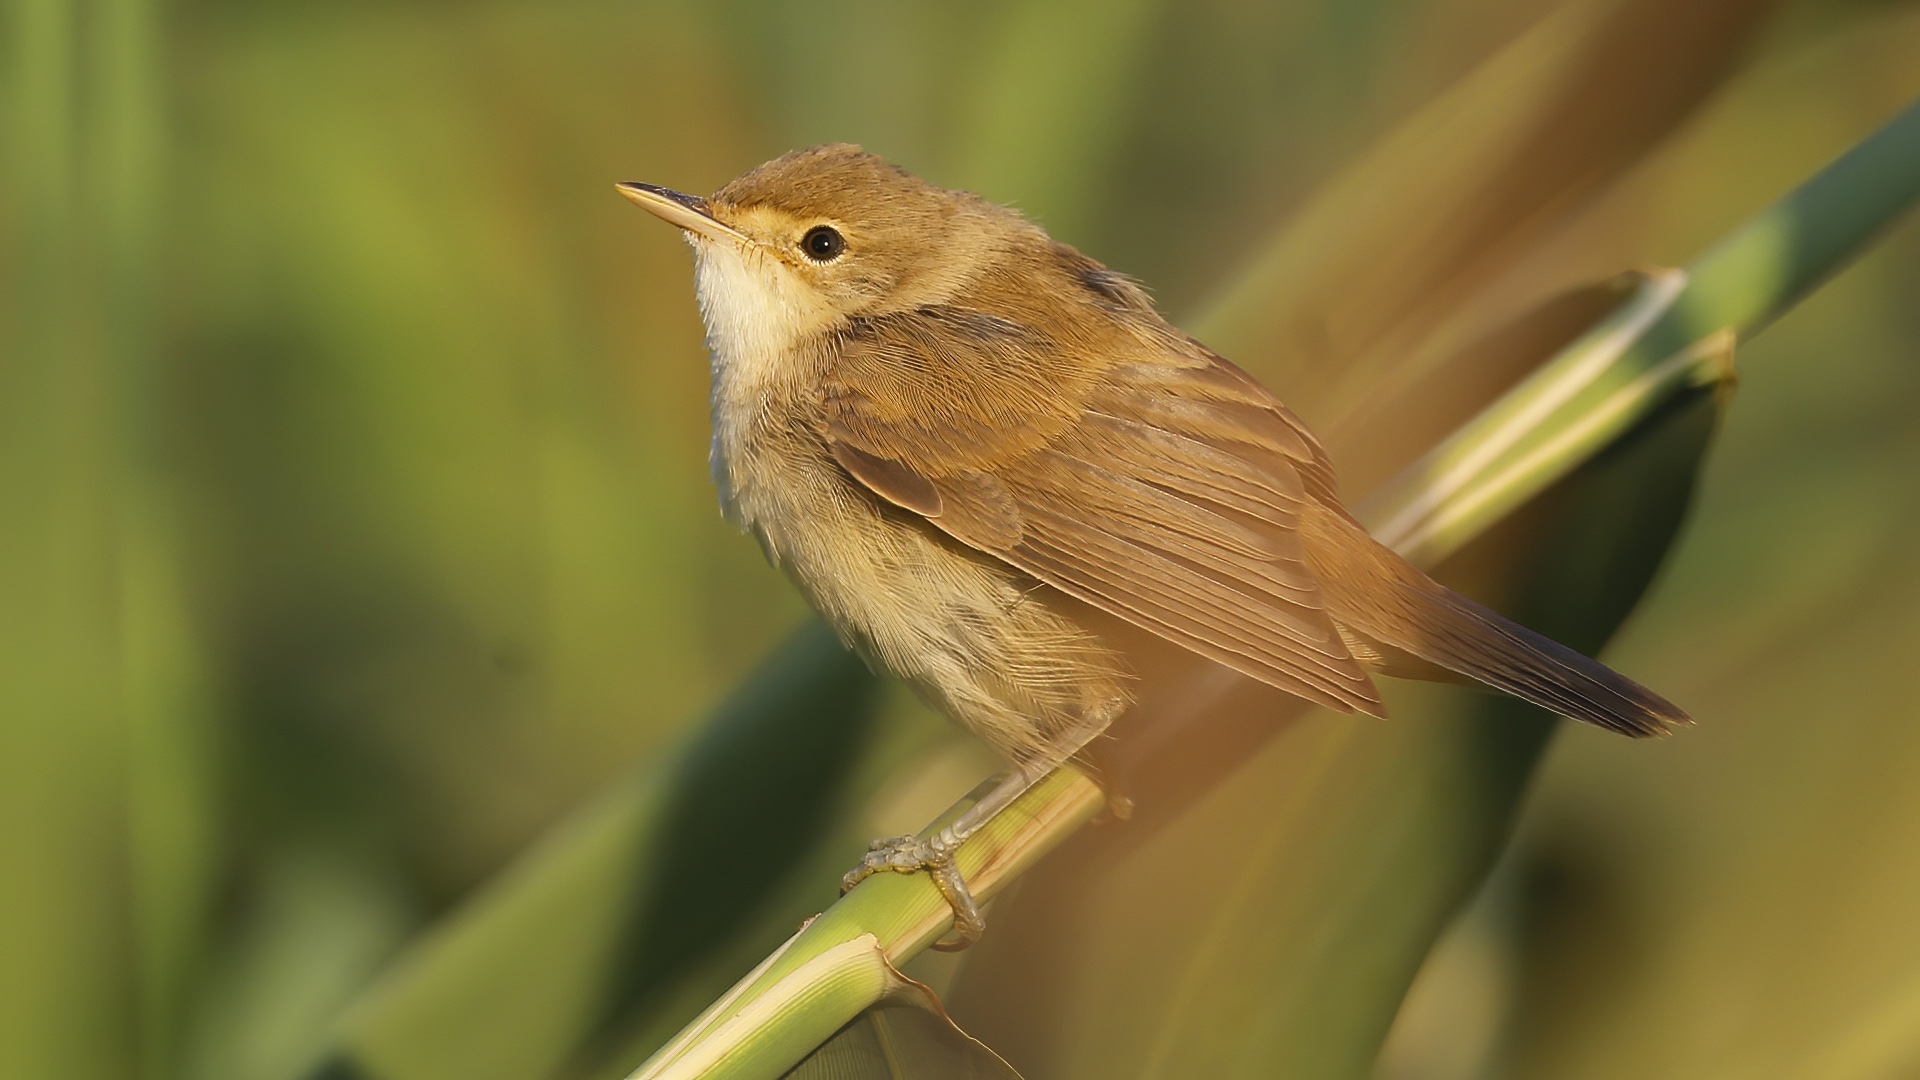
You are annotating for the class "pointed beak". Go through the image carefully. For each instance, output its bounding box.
[616,182,749,244]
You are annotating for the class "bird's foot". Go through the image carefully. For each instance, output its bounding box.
[841,832,985,951]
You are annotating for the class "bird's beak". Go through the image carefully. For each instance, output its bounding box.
[616,182,749,245]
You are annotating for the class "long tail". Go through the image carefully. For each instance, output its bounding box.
[1307,511,1691,738]
[1366,582,1688,737]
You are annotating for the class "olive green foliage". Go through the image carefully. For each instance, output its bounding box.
[2,1,1918,1079]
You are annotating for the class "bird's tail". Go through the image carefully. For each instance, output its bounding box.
[1360,580,1688,737]
[1308,511,1690,738]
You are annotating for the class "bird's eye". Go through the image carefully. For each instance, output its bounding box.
[800,225,846,262]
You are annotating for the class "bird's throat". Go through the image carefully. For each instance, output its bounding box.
[690,238,837,522]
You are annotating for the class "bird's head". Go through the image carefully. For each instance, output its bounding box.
[620,144,1036,370]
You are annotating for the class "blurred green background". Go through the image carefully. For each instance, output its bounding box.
[3,0,1919,1078]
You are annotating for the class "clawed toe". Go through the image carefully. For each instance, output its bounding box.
[840,835,937,892]
[839,833,985,949]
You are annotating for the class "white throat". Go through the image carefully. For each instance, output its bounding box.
[689,237,837,518]
[692,240,831,382]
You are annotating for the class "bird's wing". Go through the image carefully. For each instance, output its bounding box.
[821,304,1383,715]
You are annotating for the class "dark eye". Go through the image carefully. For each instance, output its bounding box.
[800,225,846,262]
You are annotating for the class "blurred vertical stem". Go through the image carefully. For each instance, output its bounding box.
[2,0,189,1078]
[1,1,134,1079]
[99,2,221,1079]
[954,0,1167,239]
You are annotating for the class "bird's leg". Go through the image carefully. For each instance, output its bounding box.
[840,762,1049,951]
[842,698,1125,949]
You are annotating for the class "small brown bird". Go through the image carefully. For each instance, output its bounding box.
[620,144,1687,945]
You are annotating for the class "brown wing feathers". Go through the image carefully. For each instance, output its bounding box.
[1003,487,1382,713]
[823,301,1385,716]
[819,265,1687,736]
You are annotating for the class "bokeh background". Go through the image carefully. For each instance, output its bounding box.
[3,0,1919,1078]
